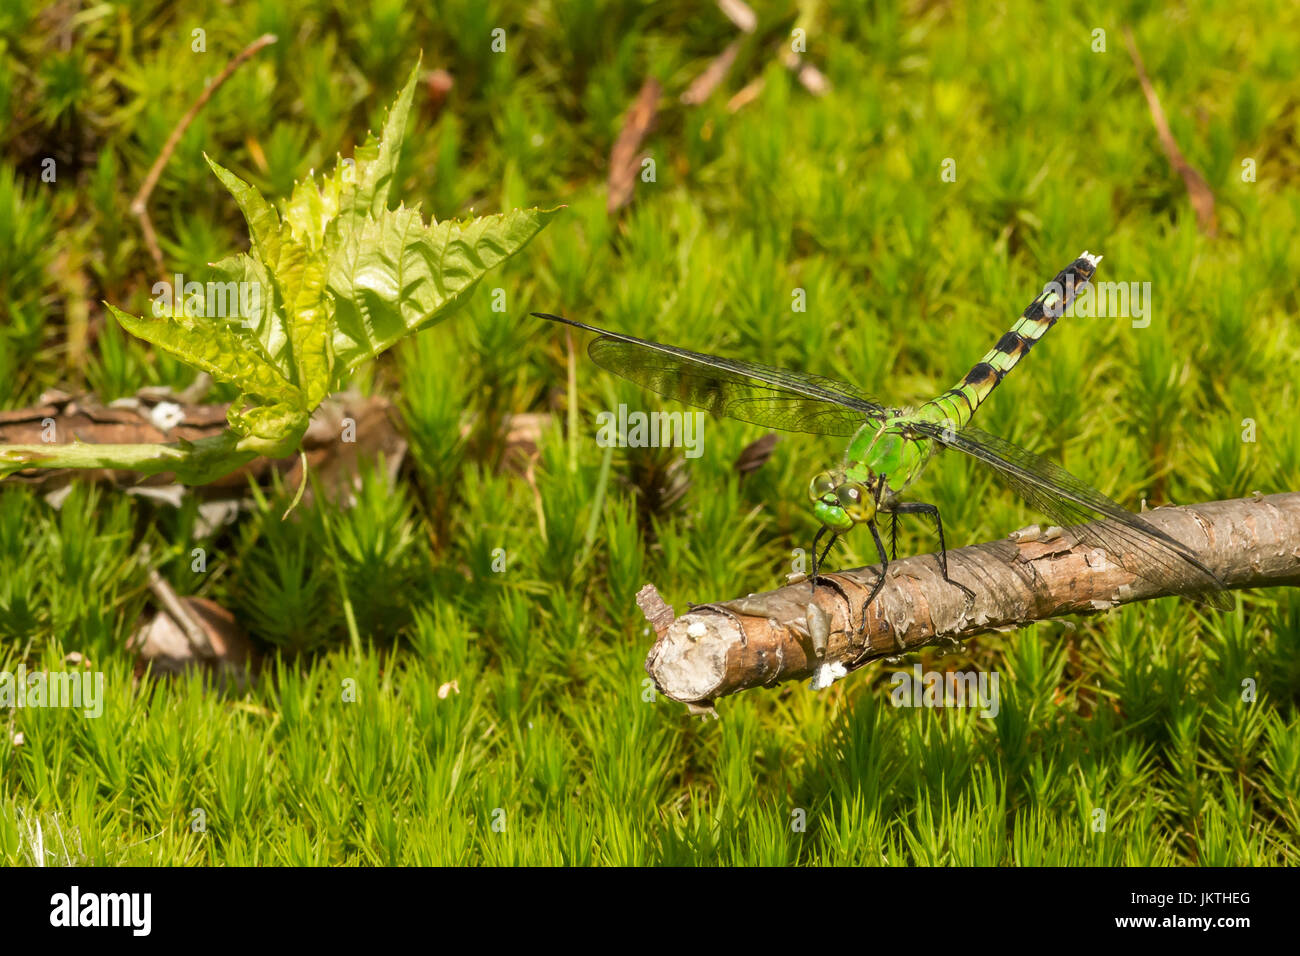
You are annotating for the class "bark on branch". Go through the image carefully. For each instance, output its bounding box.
[643,493,1300,706]
[0,389,405,500]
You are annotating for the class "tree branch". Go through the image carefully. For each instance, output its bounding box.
[0,389,405,491]
[643,493,1300,706]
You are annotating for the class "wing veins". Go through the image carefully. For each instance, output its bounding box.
[913,421,1228,605]
[537,314,887,437]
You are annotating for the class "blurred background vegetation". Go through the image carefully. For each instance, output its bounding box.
[0,0,1297,864]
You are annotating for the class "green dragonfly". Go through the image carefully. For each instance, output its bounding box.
[535,252,1229,624]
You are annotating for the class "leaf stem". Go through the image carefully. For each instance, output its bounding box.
[0,433,255,484]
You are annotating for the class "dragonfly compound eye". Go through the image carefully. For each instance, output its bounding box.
[809,472,836,501]
[835,481,876,523]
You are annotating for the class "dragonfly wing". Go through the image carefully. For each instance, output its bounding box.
[911,421,1231,609]
[537,314,887,437]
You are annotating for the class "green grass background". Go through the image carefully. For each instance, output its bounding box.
[1,0,1298,864]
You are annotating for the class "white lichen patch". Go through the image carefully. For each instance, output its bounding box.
[149,401,185,432]
[808,660,847,691]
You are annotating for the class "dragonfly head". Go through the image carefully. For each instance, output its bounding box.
[809,471,877,531]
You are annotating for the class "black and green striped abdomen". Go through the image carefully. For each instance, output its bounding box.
[920,252,1101,429]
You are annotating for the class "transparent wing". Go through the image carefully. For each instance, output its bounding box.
[536,314,887,437]
[910,421,1230,609]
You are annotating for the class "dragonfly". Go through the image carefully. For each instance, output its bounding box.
[534,252,1229,628]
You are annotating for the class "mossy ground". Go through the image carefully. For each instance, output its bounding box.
[1,0,1297,864]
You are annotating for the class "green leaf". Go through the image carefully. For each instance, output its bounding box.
[339,57,422,232]
[205,155,285,267]
[210,252,289,378]
[328,204,562,372]
[96,58,557,484]
[208,157,334,403]
[230,402,311,457]
[283,166,344,250]
[107,304,304,413]
[276,241,334,407]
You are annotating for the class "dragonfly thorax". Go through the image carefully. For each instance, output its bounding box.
[845,418,935,497]
[811,418,924,532]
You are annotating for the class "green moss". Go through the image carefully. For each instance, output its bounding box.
[1,0,1298,865]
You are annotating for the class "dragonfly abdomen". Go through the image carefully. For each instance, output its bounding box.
[920,252,1101,431]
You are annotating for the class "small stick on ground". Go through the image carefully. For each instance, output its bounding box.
[681,41,741,105]
[607,78,660,215]
[643,493,1300,707]
[130,33,278,277]
[145,565,214,657]
[780,50,830,96]
[716,0,757,34]
[1124,27,1217,237]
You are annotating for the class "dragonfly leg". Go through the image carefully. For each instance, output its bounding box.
[854,520,890,642]
[809,526,838,594]
[887,501,976,607]
[888,512,899,561]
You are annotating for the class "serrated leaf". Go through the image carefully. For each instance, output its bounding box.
[62,59,559,488]
[207,155,337,395]
[205,155,284,266]
[327,204,562,372]
[108,304,304,412]
[284,169,343,249]
[276,240,334,407]
[229,401,310,454]
[339,57,422,233]
[210,252,288,377]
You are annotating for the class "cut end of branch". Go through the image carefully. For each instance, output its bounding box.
[645,607,741,703]
[641,495,1300,707]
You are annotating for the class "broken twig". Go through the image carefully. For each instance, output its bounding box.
[644,493,1300,705]
[607,78,660,215]
[130,33,278,277]
[1124,27,1217,237]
